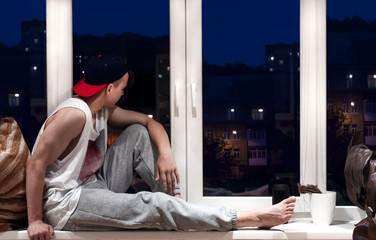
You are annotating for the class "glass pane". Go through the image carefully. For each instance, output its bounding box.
[73,1,170,142]
[0,1,46,148]
[202,1,300,197]
[327,0,376,205]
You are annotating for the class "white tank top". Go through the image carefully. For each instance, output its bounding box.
[31,98,108,229]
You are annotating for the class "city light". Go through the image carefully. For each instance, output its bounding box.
[148,114,153,118]
[232,130,237,135]
[373,75,376,79]
[349,74,353,79]
[230,108,235,112]
[270,56,275,61]
[258,109,264,112]
[33,66,37,70]
[14,93,20,97]
[351,101,355,106]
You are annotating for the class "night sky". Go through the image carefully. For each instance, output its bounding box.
[1,0,376,66]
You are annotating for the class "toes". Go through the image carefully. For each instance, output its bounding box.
[287,205,294,210]
[282,196,296,205]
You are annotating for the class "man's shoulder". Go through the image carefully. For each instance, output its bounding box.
[57,107,86,120]
[47,107,86,131]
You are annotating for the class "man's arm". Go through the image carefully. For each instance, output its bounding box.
[26,108,86,240]
[108,106,180,194]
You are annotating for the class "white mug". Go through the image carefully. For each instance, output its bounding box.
[310,191,336,226]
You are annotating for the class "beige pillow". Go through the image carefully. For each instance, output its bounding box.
[0,117,29,231]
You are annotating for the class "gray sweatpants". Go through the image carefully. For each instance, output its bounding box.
[63,124,237,231]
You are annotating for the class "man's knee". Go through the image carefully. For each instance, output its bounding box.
[124,124,148,137]
[119,124,152,146]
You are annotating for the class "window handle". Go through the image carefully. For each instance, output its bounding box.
[191,82,197,118]
[174,83,180,117]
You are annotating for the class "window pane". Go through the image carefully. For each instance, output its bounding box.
[0,1,46,148]
[327,0,376,205]
[73,1,170,142]
[202,1,300,196]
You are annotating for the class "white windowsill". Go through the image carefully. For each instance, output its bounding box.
[0,219,358,240]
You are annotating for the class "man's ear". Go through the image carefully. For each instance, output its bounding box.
[105,84,113,95]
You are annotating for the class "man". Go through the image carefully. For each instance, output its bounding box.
[26,55,296,240]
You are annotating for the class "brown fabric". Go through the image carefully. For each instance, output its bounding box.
[345,132,376,240]
[0,117,29,231]
[344,143,372,210]
[365,160,376,240]
[297,183,322,194]
[353,218,369,240]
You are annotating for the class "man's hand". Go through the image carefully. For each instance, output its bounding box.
[27,220,55,240]
[108,107,181,194]
[174,194,183,199]
[155,151,180,194]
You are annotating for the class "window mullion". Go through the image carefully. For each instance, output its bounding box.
[46,0,73,115]
[170,0,188,199]
[299,0,326,202]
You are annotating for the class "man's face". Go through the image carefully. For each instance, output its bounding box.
[107,73,129,105]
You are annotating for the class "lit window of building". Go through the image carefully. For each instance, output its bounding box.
[351,101,357,113]
[342,103,349,113]
[364,122,376,137]
[251,109,264,120]
[247,147,267,166]
[367,74,376,89]
[206,131,213,139]
[247,129,266,140]
[232,130,239,140]
[343,124,349,137]
[346,74,353,89]
[328,101,334,113]
[223,132,230,140]
[234,149,240,160]
[227,108,235,120]
[224,149,230,158]
[364,100,376,113]
[8,93,20,107]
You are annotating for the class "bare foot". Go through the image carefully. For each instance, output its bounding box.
[237,196,296,228]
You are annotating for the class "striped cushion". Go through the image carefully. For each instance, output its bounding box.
[0,117,29,231]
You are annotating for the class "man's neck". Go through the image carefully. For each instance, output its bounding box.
[77,95,105,117]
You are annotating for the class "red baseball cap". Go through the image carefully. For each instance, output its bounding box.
[73,54,129,97]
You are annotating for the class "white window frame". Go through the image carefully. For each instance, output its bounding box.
[46,0,73,115]
[48,0,364,219]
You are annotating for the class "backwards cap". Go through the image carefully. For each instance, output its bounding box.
[73,54,128,97]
